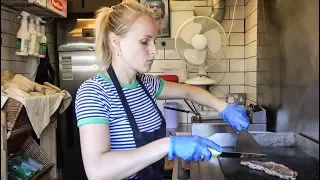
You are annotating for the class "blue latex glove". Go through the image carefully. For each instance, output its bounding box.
[219,103,250,132]
[168,135,222,161]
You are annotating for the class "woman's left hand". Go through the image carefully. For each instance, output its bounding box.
[219,103,250,132]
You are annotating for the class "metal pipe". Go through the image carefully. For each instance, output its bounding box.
[209,0,226,23]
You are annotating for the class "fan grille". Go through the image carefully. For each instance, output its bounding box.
[175,16,227,68]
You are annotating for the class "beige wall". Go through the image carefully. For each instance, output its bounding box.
[244,0,258,104]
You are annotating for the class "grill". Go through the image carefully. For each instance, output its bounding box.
[186,126,319,180]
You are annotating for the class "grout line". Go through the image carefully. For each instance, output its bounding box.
[245,0,252,6]
[245,24,257,33]
[245,8,257,20]
[245,40,257,46]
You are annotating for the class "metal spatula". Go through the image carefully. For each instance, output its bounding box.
[235,131,262,154]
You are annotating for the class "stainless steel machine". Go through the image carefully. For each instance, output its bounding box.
[57,16,98,180]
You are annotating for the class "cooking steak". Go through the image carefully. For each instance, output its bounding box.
[240,160,298,180]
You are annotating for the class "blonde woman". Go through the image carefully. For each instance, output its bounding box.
[75,1,250,180]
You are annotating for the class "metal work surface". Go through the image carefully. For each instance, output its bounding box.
[188,126,319,180]
[218,147,319,180]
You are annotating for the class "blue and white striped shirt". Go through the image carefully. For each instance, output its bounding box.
[75,72,165,179]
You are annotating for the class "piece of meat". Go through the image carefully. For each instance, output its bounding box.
[240,160,298,180]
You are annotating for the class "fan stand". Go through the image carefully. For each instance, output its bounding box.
[184,67,216,87]
[184,67,216,113]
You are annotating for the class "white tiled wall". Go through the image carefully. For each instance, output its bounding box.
[1,6,58,82]
[154,0,247,124]
[244,0,258,104]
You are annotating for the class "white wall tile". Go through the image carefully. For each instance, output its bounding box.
[246,99,256,105]
[1,19,10,33]
[155,48,165,59]
[230,5,245,19]
[230,85,245,93]
[230,59,244,72]
[9,34,16,48]
[170,10,194,38]
[47,43,55,54]
[245,85,257,102]
[165,49,180,59]
[1,60,11,71]
[245,72,257,86]
[1,47,10,60]
[245,0,257,18]
[47,33,55,43]
[210,85,229,98]
[245,10,257,32]
[1,33,10,47]
[222,20,244,33]
[245,25,257,45]
[224,7,230,19]
[230,33,244,45]
[245,0,252,5]
[208,72,244,85]
[194,6,212,17]
[245,41,257,58]
[188,60,229,73]
[150,60,186,72]
[157,99,195,124]
[226,0,245,6]
[224,46,244,58]
[245,57,257,71]
[9,12,21,24]
[49,53,57,64]
[11,61,29,74]
[1,9,10,20]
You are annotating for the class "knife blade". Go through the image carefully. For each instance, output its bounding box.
[235,131,262,154]
[208,147,267,158]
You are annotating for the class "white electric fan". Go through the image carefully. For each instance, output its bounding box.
[175,16,227,86]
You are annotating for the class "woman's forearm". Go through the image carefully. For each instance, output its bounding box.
[88,137,170,180]
[185,85,228,112]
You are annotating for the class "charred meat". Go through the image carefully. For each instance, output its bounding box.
[240,160,298,180]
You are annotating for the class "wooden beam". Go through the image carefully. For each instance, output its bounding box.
[1,110,8,180]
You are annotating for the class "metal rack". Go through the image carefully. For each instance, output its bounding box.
[0,0,66,18]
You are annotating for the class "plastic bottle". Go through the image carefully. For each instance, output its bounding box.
[34,16,42,56]
[15,11,30,56]
[39,20,47,58]
[27,14,37,56]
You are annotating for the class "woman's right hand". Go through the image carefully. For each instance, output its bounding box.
[168,135,222,161]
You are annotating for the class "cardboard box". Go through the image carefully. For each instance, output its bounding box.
[47,0,67,17]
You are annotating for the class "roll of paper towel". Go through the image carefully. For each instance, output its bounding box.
[163,102,179,129]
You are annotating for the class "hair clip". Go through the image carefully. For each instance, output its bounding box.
[109,6,115,13]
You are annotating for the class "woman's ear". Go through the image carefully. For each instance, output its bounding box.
[109,33,120,49]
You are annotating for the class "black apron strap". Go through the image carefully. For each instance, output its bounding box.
[136,76,166,128]
[107,65,146,147]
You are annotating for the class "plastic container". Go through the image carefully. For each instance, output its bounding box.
[27,15,36,56]
[38,20,47,58]
[163,102,179,129]
[34,17,42,56]
[15,11,30,56]
[158,75,178,82]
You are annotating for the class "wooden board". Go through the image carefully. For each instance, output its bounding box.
[1,110,7,180]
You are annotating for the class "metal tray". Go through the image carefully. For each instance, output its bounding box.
[188,132,319,180]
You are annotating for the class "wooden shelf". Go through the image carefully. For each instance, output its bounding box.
[0,0,66,18]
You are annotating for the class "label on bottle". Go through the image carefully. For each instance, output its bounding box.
[23,39,30,54]
[39,43,46,56]
[35,37,41,54]
[16,38,22,52]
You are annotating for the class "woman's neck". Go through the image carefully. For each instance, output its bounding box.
[109,61,137,84]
